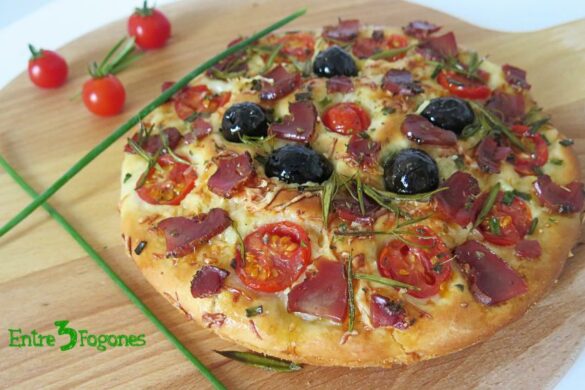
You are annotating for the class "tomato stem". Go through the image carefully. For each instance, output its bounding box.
[28,44,42,60]
[135,0,153,16]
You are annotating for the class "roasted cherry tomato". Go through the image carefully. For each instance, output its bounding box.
[437,70,491,100]
[136,154,197,205]
[27,45,68,89]
[173,85,231,120]
[235,222,312,292]
[322,102,371,135]
[510,124,549,176]
[82,74,126,117]
[477,192,532,246]
[278,32,315,61]
[377,226,452,298]
[127,2,171,50]
[385,34,409,61]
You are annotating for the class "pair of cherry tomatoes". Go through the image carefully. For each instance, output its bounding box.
[28,2,171,117]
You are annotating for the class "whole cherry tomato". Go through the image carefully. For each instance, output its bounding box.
[128,1,171,50]
[82,75,126,117]
[27,44,68,89]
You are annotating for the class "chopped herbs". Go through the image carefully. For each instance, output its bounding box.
[454,154,465,170]
[559,139,574,147]
[382,106,396,115]
[513,190,531,201]
[528,217,539,235]
[215,350,301,372]
[319,96,332,107]
[134,240,147,255]
[245,305,264,317]
[455,283,465,292]
[550,158,564,166]
[473,183,500,229]
[123,173,132,183]
[488,216,501,235]
[502,191,515,205]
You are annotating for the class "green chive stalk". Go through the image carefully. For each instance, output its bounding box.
[0,154,227,390]
[0,8,306,238]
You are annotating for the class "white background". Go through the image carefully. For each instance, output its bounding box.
[0,0,583,388]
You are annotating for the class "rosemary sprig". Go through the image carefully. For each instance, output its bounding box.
[428,52,483,80]
[466,102,527,152]
[135,149,161,189]
[370,45,413,60]
[215,350,301,372]
[0,8,307,238]
[263,43,283,72]
[473,183,500,229]
[161,131,191,165]
[354,273,418,291]
[0,155,227,390]
[321,172,339,224]
[355,175,366,216]
[346,252,355,333]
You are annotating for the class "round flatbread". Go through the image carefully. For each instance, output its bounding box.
[119,19,584,367]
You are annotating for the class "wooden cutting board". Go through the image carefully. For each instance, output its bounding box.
[1,0,584,388]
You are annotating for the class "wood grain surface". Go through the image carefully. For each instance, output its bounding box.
[1,0,584,388]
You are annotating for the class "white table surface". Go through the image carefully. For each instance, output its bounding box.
[0,0,583,388]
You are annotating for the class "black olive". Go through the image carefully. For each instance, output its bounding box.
[221,102,268,142]
[420,97,475,135]
[265,145,333,184]
[383,149,439,194]
[313,46,358,78]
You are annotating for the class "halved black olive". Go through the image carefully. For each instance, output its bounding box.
[265,145,333,184]
[221,102,268,142]
[313,46,358,78]
[383,149,439,194]
[420,97,474,135]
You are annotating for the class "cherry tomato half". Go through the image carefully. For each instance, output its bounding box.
[27,46,68,89]
[511,125,549,176]
[437,70,491,100]
[278,32,315,61]
[128,5,171,50]
[136,154,197,205]
[322,102,371,135]
[377,226,452,298]
[385,34,409,61]
[477,192,532,246]
[235,222,312,292]
[173,85,231,121]
[82,74,126,117]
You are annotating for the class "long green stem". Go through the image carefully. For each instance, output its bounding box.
[0,154,227,390]
[0,8,306,238]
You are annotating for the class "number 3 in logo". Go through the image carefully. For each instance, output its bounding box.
[54,320,77,351]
